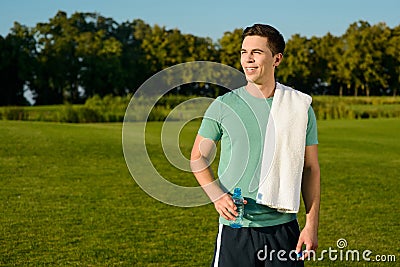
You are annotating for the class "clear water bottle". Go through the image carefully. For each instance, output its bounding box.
[230,188,244,228]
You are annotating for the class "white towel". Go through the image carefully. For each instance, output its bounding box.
[256,82,312,213]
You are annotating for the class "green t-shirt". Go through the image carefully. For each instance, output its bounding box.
[198,86,318,227]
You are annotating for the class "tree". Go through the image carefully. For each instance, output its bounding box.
[304,35,334,94]
[277,34,314,93]
[218,29,243,70]
[338,21,390,96]
[385,25,400,96]
[316,33,344,95]
[2,12,400,104]
[358,22,390,96]
[116,19,151,93]
[31,11,125,103]
[75,29,123,98]
[0,23,35,105]
[32,11,80,104]
[338,21,368,96]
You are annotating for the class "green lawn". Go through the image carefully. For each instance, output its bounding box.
[0,119,399,266]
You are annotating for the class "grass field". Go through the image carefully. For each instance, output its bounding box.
[0,119,399,266]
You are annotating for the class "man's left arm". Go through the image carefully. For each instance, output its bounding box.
[296,144,320,258]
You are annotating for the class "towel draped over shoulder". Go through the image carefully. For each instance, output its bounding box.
[256,82,312,213]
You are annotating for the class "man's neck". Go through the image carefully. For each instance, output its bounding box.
[245,80,276,99]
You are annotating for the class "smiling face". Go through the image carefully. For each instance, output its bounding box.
[240,35,282,86]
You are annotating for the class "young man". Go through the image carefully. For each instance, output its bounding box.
[190,24,320,266]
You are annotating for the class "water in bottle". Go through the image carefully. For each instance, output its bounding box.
[230,187,244,228]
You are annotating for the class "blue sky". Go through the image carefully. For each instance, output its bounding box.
[0,0,399,41]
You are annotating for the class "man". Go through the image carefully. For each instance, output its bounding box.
[190,24,320,266]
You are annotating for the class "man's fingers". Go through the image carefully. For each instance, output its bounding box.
[223,196,238,216]
[214,194,240,220]
[302,242,314,260]
[295,239,303,255]
[218,209,229,220]
[217,201,237,220]
[219,207,236,220]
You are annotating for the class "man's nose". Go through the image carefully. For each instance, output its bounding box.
[245,53,255,62]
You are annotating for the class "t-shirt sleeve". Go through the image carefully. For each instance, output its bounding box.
[306,105,319,146]
[198,97,223,141]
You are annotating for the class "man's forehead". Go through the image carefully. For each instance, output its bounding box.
[242,36,269,48]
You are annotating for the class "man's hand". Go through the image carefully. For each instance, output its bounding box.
[296,225,318,260]
[213,194,248,221]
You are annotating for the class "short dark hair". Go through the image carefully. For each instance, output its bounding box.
[242,24,285,56]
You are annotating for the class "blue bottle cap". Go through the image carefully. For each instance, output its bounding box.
[233,188,241,197]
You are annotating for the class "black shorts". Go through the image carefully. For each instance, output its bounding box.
[211,220,304,267]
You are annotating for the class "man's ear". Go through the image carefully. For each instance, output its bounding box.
[273,53,283,67]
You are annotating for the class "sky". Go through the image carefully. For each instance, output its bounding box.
[0,0,399,42]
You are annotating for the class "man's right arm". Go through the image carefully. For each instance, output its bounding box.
[190,134,238,220]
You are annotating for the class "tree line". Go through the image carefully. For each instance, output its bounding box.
[0,11,399,106]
